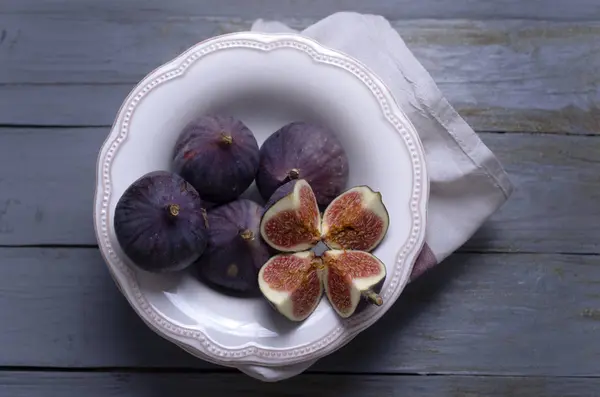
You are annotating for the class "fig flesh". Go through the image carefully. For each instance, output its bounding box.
[195,199,271,293]
[172,115,260,204]
[256,121,349,208]
[322,186,389,252]
[258,180,390,320]
[260,179,321,252]
[321,250,386,318]
[113,170,208,273]
[261,181,389,254]
[258,251,324,321]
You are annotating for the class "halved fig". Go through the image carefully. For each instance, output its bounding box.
[321,186,389,252]
[321,250,386,318]
[259,179,321,252]
[258,251,324,322]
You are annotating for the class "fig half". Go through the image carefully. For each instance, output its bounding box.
[256,121,349,208]
[172,114,260,204]
[113,170,208,273]
[260,179,321,252]
[194,199,271,294]
[321,250,386,318]
[261,181,389,254]
[322,186,389,252]
[258,251,324,321]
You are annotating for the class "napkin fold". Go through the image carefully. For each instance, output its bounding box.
[237,11,513,382]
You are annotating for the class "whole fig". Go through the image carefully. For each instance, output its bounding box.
[113,170,208,273]
[195,199,272,293]
[256,121,349,208]
[172,115,260,204]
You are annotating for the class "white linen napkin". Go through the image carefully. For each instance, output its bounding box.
[236,11,514,382]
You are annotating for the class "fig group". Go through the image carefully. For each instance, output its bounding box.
[258,178,389,320]
[112,113,390,317]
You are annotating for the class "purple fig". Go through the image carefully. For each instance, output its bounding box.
[172,115,260,204]
[113,170,208,273]
[195,199,272,293]
[256,121,349,208]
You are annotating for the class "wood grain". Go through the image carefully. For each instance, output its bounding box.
[0,17,598,134]
[3,0,600,21]
[1,247,599,376]
[0,372,598,397]
[0,129,598,253]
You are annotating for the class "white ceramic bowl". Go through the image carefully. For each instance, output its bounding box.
[93,32,429,369]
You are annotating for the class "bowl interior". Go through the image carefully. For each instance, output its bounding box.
[107,43,415,349]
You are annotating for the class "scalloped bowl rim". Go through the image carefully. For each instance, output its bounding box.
[93,31,429,368]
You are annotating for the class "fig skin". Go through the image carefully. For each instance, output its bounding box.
[256,121,349,208]
[195,199,271,293]
[113,170,208,273]
[263,179,297,213]
[172,115,260,204]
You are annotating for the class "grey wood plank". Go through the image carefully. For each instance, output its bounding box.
[1,128,598,254]
[0,372,598,397]
[1,247,599,376]
[463,133,600,254]
[3,0,600,21]
[1,18,598,134]
[0,84,131,127]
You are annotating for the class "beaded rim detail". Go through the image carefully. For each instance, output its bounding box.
[93,32,429,367]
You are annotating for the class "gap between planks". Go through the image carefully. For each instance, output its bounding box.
[1,366,600,379]
[0,245,599,257]
[2,124,598,137]
[0,18,598,134]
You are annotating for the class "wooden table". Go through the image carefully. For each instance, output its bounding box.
[1,1,599,395]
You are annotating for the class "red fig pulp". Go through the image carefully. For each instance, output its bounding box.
[256,121,349,208]
[195,199,271,293]
[261,181,389,254]
[258,251,324,321]
[322,186,389,252]
[260,179,321,252]
[321,250,386,318]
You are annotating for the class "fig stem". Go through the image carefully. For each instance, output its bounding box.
[240,229,255,240]
[220,133,233,145]
[288,168,300,180]
[201,208,209,228]
[227,264,239,277]
[363,289,383,306]
[167,204,180,217]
